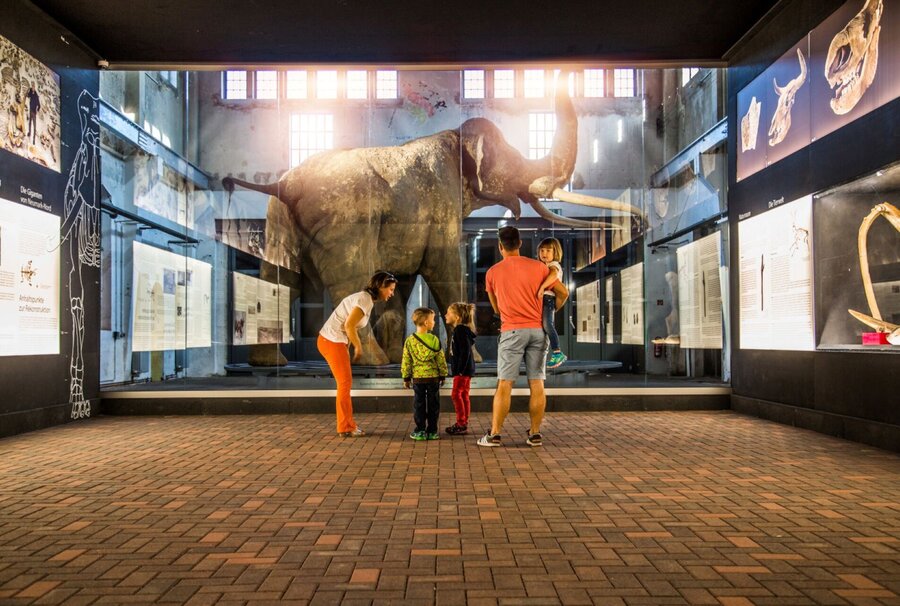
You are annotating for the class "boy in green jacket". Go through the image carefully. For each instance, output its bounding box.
[402,307,448,440]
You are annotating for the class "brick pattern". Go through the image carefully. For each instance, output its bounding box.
[0,412,898,605]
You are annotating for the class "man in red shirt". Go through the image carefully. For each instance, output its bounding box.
[479,226,568,447]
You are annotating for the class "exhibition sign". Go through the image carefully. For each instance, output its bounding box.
[0,197,60,356]
[576,280,602,343]
[232,272,291,345]
[738,196,815,350]
[676,232,724,349]
[131,241,212,351]
[621,262,644,345]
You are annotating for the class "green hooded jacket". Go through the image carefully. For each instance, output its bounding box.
[401,332,448,381]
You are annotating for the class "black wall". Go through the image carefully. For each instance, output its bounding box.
[0,1,100,437]
[727,0,900,451]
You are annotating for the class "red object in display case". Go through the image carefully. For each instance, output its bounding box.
[861,332,889,345]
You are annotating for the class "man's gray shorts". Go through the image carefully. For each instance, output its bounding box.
[497,328,549,381]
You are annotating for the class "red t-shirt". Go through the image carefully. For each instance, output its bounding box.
[485,255,558,331]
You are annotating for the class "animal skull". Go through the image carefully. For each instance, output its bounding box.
[825,0,882,115]
[740,96,761,152]
[768,48,807,147]
[848,201,900,343]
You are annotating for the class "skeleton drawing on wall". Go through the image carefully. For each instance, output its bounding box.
[825,0,883,115]
[60,90,100,419]
[768,49,807,147]
[740,96,761,152]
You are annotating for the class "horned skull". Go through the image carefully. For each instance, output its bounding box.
[825,0,882,115]
[768,48,807,147]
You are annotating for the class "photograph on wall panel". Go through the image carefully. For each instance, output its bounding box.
[764,39,811,167]
[0,35,60,172]
[736,76,767,181]
[738,196,815,350]
[809,0,886,142]
[815,163,900,349]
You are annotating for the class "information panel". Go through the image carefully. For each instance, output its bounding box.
[604,276,614,344]
[621,262,644,345]
[0,197,59,356]
[232,272,291,345]
[576,280,601,343]
[676,232,724,349]
[739,196,814,350]
[131,241,212,351]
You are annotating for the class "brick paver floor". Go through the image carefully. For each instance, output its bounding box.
[0,412,898,605]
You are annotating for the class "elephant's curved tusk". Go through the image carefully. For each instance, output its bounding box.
[851,202,900,328]
[848,308,899,333]
[549,188,645,217]
[529,198,619,229]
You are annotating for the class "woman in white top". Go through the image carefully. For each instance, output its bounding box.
[317,271,397,436]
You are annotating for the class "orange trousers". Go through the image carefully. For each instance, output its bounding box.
[317,334,357,433]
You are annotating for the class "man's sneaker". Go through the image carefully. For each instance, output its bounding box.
[547,351,567,369]
[426,432,440,440]
[477,432,502,447]
[445,423,468,435]
[526,433,543,447]
[339,427,366,437]
[410,430,427,441]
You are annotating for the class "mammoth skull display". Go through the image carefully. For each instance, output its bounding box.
[768,48,807,147]
[825,0,883,115]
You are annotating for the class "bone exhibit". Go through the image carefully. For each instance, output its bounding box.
[825,0,882,116]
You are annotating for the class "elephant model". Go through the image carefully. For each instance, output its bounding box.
[223,73,641,364]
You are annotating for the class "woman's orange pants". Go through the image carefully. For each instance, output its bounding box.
[317,334,356,433]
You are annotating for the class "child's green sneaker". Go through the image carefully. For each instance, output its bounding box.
[410,430,427,441]
[426,432,440,440]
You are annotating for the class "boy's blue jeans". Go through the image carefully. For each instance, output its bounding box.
[542,294,561,352]
[413,381,440,434]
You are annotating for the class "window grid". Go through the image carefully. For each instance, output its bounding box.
[376,70,397,99]
[290,114,334,168]
[614,68,635,97]
[317,70,338,99]
[494,69,514,98]
[286,71,308,99]
[523,69,545,98]
[463,69,485,99]
[224,71,247,99]
[528,112,556,160]
[584,69,604,97]
[255,70,278,99]
[346,70,368,99]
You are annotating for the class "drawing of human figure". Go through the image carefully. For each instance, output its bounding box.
[25,85,40,144]
[59,90,100,419]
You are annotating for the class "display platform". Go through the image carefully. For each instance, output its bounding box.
[222,359,624,378]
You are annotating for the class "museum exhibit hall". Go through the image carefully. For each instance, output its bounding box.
[0,0,898,604]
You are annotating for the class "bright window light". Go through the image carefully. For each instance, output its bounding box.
[494,69,514,98]
[255,70,278,99]
[584,69,604,97]
[523,69,545,98]
[614,69,635,97]
[568,72,576,97]
[682,67,700,85]
[376,70,397,99]
[528,112,556,160]
[286,71,308,99]
[617,118,624,143]
[317,70,338,99]
[592,138,599,163]
[463,69,485,99]
[346,70,368,99]
[290,114,334,167]
[224,71,247,99]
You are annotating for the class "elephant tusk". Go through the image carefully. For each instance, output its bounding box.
[529,197,620,229]
[852,202,900,326]
[549,188,645,217]
[848,308,899,333]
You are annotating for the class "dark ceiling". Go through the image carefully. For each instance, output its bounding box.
[30,0,782,67]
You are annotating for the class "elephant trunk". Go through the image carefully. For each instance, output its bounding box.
[521,72,577,199]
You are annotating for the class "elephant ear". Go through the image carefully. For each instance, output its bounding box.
[264,195,303,272]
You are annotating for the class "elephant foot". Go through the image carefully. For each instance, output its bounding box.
[248,345,288,367]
